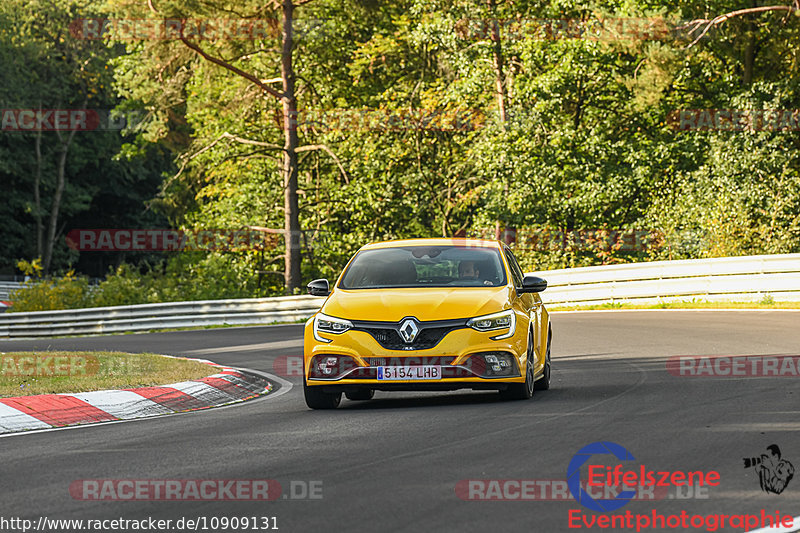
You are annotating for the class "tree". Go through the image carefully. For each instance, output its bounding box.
[108,0,355,292]
[0,0,147,274]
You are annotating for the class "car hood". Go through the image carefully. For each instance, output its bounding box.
[321,286,513,322]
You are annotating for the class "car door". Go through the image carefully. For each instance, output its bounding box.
[503,247,540,362]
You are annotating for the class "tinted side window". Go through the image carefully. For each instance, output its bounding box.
[504,249,524,288]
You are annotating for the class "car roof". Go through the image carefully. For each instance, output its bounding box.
[360,238,504,250]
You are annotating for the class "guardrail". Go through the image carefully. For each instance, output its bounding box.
[533,253,800,305]
[0,296,326,338]
[0,282,23,301]
[0,253,798,338]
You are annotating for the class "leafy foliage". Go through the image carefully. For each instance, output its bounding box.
[3,0,800,306]
[9,256,270,312]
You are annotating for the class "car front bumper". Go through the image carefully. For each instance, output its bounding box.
[303,317,531,390]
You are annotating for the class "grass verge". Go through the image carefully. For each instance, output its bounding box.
[550,299,800,311]
[0,351,216,397]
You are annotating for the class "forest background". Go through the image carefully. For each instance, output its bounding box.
[1,0,798,310]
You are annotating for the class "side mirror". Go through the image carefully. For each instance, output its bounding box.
[519,275,547,293]
[307,278,330,297]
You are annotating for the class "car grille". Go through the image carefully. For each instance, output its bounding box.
[365,356,455,367]
[360,325,461,350]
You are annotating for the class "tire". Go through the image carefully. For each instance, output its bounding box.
[345,389,374,401]
[535,326,552,391]
[304,382,342,409]
[499,330,535,401]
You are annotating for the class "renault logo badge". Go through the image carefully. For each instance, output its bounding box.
[399,319,419,343]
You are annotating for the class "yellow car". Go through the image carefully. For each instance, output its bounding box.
[302,238,551,409]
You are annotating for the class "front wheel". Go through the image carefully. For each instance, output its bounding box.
[535,326,552,391]
[304,382,342,409]
[499,332,535,401]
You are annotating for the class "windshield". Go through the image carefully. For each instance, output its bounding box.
[339,245,507,289]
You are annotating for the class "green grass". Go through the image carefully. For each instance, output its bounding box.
[550,299,800,311]
[0,351,216,397]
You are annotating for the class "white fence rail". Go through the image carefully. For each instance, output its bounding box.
[0,253,798,338]
[0,282,23,301]
[533,253,800,305]
[0,296,325,338]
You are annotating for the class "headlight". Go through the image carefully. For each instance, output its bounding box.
[313,313,353,343]
[467,309,516,340]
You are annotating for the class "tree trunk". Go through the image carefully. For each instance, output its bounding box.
[743,36,755,85]
[281,0,301,293]
[43,127,77,273]
[487,0,507,125]
[174,2,304,292]
[34,129,43,259]
[742,0,757,85]
[488,0,508,241]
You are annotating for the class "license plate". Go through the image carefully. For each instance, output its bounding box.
[377,365,442,380]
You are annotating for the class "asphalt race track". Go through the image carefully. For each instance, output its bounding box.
[1,310,799,532]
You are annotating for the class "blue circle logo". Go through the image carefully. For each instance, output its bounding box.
[567,441,637,512]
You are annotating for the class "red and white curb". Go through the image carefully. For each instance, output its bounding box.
[0,358,273,435]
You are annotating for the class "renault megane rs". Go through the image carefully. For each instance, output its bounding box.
[302,238,551,409]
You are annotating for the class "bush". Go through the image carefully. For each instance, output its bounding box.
[8,253,277,312]
[9,272,94,312]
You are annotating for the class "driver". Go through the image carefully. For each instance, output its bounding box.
[458,260,480,280]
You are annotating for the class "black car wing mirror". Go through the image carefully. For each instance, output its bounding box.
[307,278,330,296]
[519,275,547,293]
